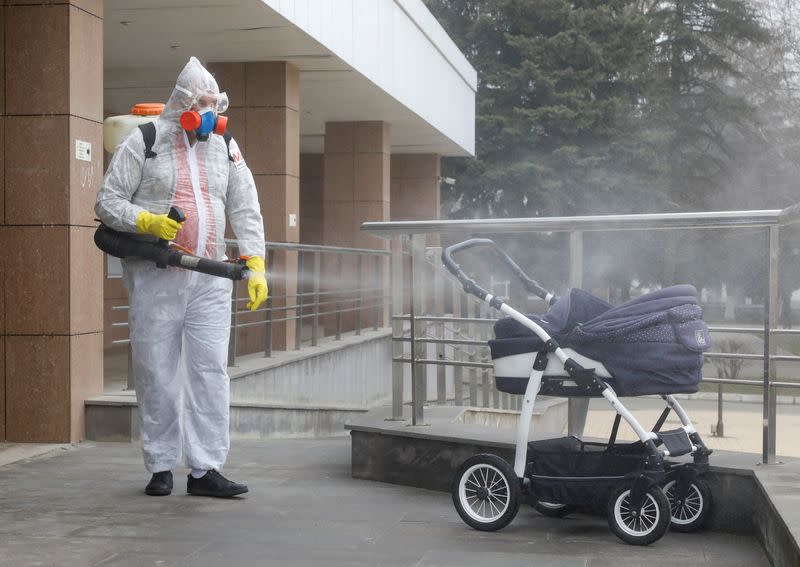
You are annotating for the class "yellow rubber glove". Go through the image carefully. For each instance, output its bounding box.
[246,256,268,311]
[136,210,183,240]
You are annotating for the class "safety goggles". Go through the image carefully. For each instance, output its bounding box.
[174,85,229,114]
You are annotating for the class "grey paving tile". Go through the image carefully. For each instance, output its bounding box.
[414,550,588,567]
[0,439,772,567]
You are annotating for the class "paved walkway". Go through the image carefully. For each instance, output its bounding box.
[0,438,769,567]
[583,397,800,458]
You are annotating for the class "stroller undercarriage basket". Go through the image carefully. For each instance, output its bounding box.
[526,436,657,508]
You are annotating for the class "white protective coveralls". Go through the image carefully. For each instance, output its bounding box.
[95,57,265,473]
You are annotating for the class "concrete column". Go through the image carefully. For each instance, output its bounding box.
[299,154,324,336]
[1,2,104,442]
[1,3,5,443]
[323,122,391,248]
[390,154,441,222]
[322,122,391,332]
[299,154,324,245]
[390,154,441,316]
[209,61,300,351]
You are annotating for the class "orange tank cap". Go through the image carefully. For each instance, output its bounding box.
[130,103,165,116]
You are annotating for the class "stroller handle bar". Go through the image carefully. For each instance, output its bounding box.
[441,238,555,307]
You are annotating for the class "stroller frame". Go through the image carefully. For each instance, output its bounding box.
[442,239,712,545]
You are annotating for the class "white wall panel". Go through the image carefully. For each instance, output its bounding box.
[352,0,380,79]
[262,0,476,155]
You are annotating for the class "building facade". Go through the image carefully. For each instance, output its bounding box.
[0,0,476,442]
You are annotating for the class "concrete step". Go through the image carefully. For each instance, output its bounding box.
[85,392,367,441]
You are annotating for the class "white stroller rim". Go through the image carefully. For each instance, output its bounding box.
[458,463,511,523]
[613,489,662,537]
[663,480,704,525]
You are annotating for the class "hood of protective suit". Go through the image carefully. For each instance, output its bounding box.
[161,57,223,124]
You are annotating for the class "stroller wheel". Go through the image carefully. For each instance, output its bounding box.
[607,484,670,545]
[452,454,520,532]
[663,479,711,532]
[532,500,575,518]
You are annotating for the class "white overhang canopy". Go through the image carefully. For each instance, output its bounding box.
[104,0,476,157]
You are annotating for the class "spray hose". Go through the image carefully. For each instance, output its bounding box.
[94,217,249,281]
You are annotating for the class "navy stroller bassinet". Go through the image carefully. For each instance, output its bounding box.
[489,285,712,396]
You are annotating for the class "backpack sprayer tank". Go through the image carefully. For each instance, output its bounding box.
[103,103,163,152]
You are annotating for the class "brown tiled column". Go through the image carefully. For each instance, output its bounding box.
[390,154,442,315]
[299,154,325,336]
[1,2,104,442]
[0,3,5,442]
[390,154,441,222]
[208,61,300,351]
[299,154,324,245]
[322,122,391,331]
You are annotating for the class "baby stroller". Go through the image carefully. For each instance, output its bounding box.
[442,239,713,545]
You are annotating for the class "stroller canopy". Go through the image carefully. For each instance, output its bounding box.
[491,285,712,396]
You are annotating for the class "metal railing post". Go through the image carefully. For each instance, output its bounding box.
[355,255,363,336]
[312,251,321,347]
[568,231,589,436]
[764,225,779,463]
[336,253,343,340]
[295,250,305,350]
[264,249,274,357]
[126,342,134,391]
[478,302,490,408]
[410,233,427,425]
[435,268,446,404]
[452,281,464,406]
[390,235,406,420]
[467,297,478,406]
[488,303,500,409]
[373,254,381,331]
[228,279,238,367]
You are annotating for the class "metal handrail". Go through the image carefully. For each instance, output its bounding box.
[234,301,386,326]
[778,203,800,226]
[392,333,800,364]
[115,239,391,384]
[361,210,781,237]
[231,287,384,303]
[233,294,377,310]
[364,206,799,462]
[392,315,498,324]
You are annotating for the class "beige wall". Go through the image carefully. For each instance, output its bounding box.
[1,2,104,442]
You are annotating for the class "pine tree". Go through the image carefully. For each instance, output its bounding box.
[426,0,779,296]
[637,0,770,210]
[426,0,665,220]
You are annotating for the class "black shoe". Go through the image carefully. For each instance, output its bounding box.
[187,470,249,498]
[145,471,173,496]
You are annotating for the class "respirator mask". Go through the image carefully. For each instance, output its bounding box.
[177,88,230,141]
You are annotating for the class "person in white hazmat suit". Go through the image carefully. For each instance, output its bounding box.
[95,57,268,498]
